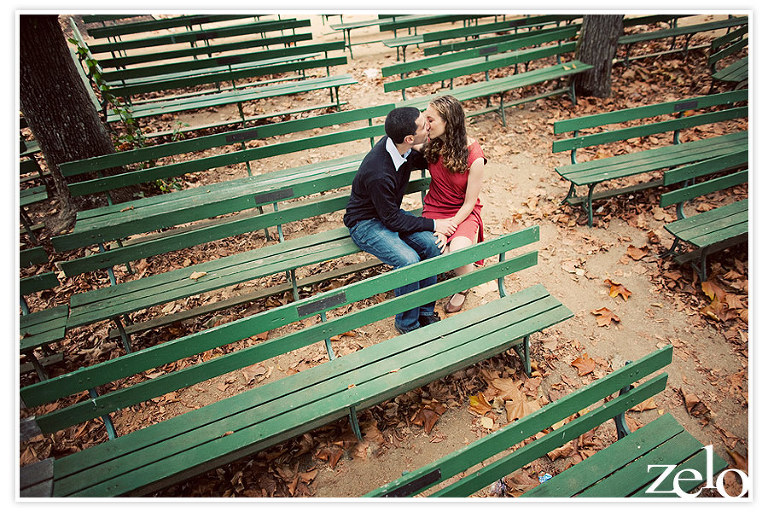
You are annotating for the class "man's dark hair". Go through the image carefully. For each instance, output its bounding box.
[385,107,421,144]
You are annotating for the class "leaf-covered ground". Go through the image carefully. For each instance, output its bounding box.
[20,14,748,498]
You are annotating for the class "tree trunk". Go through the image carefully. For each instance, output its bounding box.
[19,15,116,233]
[574,15,624,98]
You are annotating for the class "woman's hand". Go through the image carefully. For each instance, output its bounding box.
[434,232,449,253]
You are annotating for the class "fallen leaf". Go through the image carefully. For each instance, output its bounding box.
[605,279,632,301]
[480,416,494,430]
[469,392,494,416]
[570,353,596,376]
[630,397,658,412]
[626,245,649,260]
[591,307,621,327]
[726,448,748,472]
[702,280,727,302]
[189,271,208,280]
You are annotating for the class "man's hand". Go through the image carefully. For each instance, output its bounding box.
[434,218,457,237]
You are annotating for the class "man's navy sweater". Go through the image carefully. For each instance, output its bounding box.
[343,136,434,234]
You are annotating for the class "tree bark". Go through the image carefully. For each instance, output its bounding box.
[19,15,116,233]
[574,15,624,98]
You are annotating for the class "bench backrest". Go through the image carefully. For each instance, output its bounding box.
[57,103,394,204]
[660,149,748,210]
[23,227,541,435]
[421,15,581,56]
[708,25,748,70]
[87,18,311,55]
[383,24,579,78]
[85,14,266,40]
[552,89,748,163]
[96,32,314,70]
[378,14,482,33]
[105,50,347,99]
[367,344,673,497]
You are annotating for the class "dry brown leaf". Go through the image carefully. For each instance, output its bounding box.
[701,280,727,302]
[605,279,632,301]
[189,271,208,280]
[626,245,649,260]
[570,353,596,376]
[591,307,621,327]
[468,392,494,416]
[630,397,658,412]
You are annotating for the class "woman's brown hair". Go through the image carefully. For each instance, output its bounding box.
[424,95,469,174]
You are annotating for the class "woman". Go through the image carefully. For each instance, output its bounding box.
[422,95,486,314]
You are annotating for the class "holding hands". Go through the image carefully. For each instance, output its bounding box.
[433,217,457,237]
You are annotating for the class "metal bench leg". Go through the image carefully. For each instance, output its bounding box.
[613,382,632,440]
[25,351,49,381]
[512,335,532,377]
[692,250,710,283]
[561,182,576,205]
[499,94,507,128]
[113,316,133,353]
[98,243,119,286]
[20,209,39,245]
[320,311,363,440]
[89,389,118,440]
[662,237,682,258]
[586,184,597,227]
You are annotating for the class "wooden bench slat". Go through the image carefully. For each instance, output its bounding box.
[578,426,712,497]
[522,413,684,497]
[20,272,59,296]
[661,168,747,207]
[20,246,48,267]
[618,16,747,45]
[553,89,747,134]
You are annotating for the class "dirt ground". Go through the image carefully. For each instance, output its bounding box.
[19,14,750,500]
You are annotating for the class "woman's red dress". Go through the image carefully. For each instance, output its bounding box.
[422,140,486,262]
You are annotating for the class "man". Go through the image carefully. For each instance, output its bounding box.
[344,107,456,334]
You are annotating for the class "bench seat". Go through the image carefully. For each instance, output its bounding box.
[713,57,747,84]
[105,73,357,123]
[558,131,747,188]
[50,284,571,497]
[521,413,727,497]
[65,223,360,330]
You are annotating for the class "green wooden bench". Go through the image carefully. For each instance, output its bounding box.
[366,344,728,498]
[84,17,310,58]
[617,16,748,66]
[83,14,264,40]
[51,105,400,348]
[553,89,748,227]
[708,25,748,91]
[20,252,68,381]
[385,26,592,126]
[660,150,748,281]
[20,226,573,497]
[417,15,581,58]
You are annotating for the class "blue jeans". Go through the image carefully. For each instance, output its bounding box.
[349,215,441,332]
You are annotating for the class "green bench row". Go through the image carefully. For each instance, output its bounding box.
[617,15,748,66]
[20,226,573,496]
[383,25,592,126]
[367,344,729,498]
[44,105,399,351]
[383,14,580,61]
[70,17,353,137]
[553,89,748,278]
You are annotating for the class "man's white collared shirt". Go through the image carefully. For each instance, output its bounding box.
[386,137,411,171]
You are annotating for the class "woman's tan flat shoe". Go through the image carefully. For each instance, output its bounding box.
[444,291,468,314]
